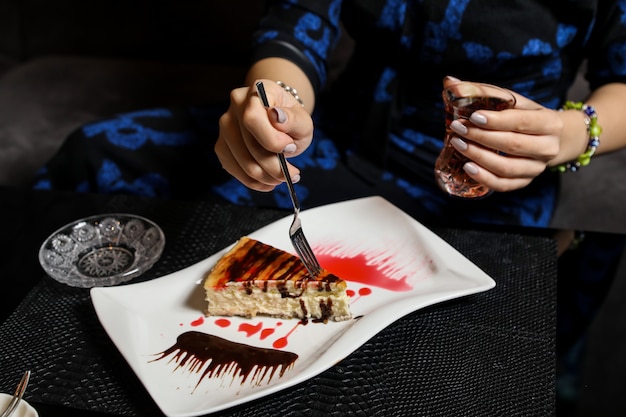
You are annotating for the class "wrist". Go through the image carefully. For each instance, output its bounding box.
[551,101,601,173]
[558,108,591,160]
[276,81,305,107]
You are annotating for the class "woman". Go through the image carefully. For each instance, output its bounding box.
[215,1,626,229]
[36,1,626,229]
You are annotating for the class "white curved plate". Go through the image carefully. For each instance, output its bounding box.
[0,393,39,417]
[91,196,495,417]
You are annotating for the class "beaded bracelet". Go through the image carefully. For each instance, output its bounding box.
[552,100,601,173]
[276,81,305,107]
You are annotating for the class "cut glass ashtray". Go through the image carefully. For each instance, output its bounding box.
[39,213,165,288]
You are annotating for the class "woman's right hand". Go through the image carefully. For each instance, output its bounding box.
[215,79,314,192]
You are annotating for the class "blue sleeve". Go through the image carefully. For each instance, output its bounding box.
[250,0,344,95]
[585,1,626,89]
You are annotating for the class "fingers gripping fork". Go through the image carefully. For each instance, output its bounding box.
[255,81,322,279]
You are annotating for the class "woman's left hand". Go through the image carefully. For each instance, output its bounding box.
[442,78,575,192]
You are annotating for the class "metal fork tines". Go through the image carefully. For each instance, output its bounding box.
[1,371,30,417]
[254,81,321,278]
[276,153,322,279]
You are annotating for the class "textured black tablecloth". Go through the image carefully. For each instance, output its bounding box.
[0,188,557,416]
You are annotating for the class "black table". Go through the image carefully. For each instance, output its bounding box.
[0,186,557,416]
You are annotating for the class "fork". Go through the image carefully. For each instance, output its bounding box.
[0,371,30,417]
[255,81,322,279]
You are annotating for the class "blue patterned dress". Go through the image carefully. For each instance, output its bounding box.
[34,0,626,230]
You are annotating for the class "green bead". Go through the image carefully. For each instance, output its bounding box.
[563,101,583,110]
[590,123,602,137]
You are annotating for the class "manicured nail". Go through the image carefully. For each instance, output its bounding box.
[282,143,297,153]
[470,112,487,125]
[292,174,301,183]
[272,107,287,123]
[450,137,468,151]
[450,120,468,135]
[463,162,479,175]
[445,75,461,82]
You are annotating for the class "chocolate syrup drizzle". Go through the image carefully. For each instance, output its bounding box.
[151,331,298,388]
[228,240,340,286]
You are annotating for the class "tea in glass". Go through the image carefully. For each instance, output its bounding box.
[435,83,516,198]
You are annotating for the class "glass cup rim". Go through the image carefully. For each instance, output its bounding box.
[444,81,516,107]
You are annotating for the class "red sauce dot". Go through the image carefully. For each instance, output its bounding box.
[260,328,275,340]
[215,318,231,328]
[239,322,263,337]
[273,337,288,349]
[190,317,204,327]
[358,287,372,296]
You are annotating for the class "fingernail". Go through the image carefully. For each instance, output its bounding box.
[450,137,468,151]
[463,162,479,175]
[292,174,301,183]
[273,107,287,123]
[445,75,461,82]
[470,112,487,125]
[282,143,297,153]
[450,120,468,135]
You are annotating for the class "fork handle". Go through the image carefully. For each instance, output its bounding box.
[277,153,301,212]
[255,81,302,213]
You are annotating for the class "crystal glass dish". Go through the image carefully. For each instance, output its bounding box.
[39,213,165,288]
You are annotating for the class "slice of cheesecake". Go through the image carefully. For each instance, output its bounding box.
[204,236,351,323]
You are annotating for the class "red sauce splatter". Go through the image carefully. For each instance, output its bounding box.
[260,322,282,340]
[359,287,372,296]
[318,253,412,291]
[273,337,288,349]
[190,316,204,327]
[239,321,263,337]
[260,328,275,340]
[345,286,372,304]
[215,318,231,328]
[273,322,301,349]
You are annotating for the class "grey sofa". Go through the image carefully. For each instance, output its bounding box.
[0,1,264,184]
[1,1,624,234]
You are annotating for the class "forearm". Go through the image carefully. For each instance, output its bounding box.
[553,82,626,167]
[245,57,316,114]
